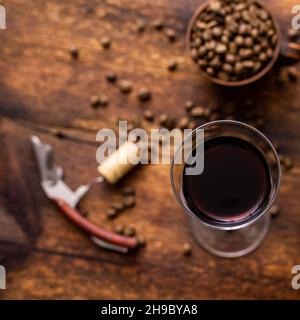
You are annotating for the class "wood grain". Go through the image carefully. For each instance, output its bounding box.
[0,0,300,299]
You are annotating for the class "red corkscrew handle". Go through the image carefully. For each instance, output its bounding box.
[52,198,138,250]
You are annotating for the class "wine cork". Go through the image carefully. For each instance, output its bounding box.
[97,141,139,184]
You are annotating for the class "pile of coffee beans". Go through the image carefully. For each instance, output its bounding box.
[189,0,278,82]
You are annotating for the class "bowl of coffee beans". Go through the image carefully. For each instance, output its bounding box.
[187,0,281,86]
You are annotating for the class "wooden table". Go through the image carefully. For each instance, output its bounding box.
[0,0,300,299]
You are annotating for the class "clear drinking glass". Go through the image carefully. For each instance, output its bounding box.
[170,120,281,258]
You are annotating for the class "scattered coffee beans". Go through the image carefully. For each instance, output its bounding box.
[123,226,136,237]
[123,196,136,208]
[182,243,192,256]
[189,0,278,82]
[135,18,146,33]
[185,100,196,111]
[119,80,133,94]
[138,88,152,101]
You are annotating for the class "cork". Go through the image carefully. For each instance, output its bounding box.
[97,141,139,184]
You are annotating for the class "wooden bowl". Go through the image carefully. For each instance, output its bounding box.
[186,0,281,87]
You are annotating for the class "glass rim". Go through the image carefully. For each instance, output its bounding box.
[170,120,282,231]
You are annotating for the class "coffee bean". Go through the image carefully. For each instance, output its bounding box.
[119,80,133,94]
[123,226,136,237]
[122,187,135,196]
[234,62,243,75]
[212,26,222,37]
[229,42,238,54]
[251,28,259,37]
[258,9,269,21]
[189,0,277,82]
[182,243,192,256]
[165,117,176,130]
[113,202,125,212]
[206,66,215,76]
[144,109,154,122]
[225,53,236,64]
[152,19,164,30]
[254,62,262,72]
[224,102,236,115]
[138,88,151,102]
[106,71,117,83]
[209,111,220,121]
[90,95,101,108]
[106,208,118,219]
[234,35,244,46]
[185,100,195,112]
[138,235,146,247]
[79,208,89,217]
[215,43,227,54]
[165,28,177,42]
[115,224,125,235]
[258,52,267,62]
[188,121,197,130]
[242,60,255,69]
[135,18,146,33]
[190,106,207,118]
[269,203,280,218]
[167,60,178,72]
[221,35,229,44]
[177,117,189,130]
[210,56,221,68]
[253,44,262,54]
[197,46,207,57]
[190,49,198,61]
[266,48,273,59]
[255,117,265,129]
[69,46,79,59]
[222,63,233,74]
[287,67,299,82]
[123,196,136,208]
[282,156,294,171]
[217,72,229,81]
[100,36,111,49]
[202,29,212,41]
[239,48,253,59]
[244,37,254,47]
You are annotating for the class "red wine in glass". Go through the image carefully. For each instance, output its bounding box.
[182,136,272,226]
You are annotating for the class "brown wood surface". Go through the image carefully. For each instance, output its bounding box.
[0,0,300,299]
